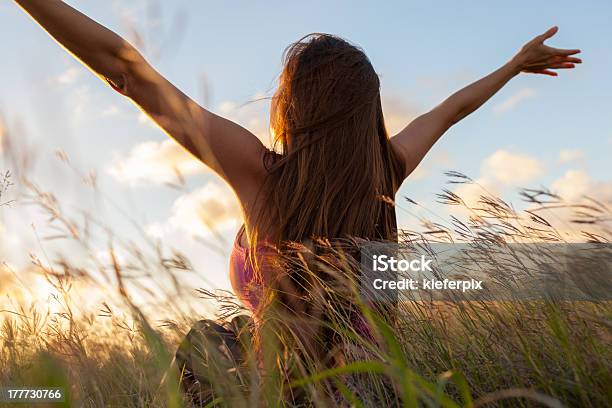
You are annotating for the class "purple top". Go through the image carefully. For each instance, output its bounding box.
[229,226,265,312]
[229,226,373,338]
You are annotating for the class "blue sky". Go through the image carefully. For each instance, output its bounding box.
[0,0,610,308]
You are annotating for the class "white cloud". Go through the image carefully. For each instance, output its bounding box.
[0,203,29,269]
[148,181,241,238]
[528,170,612,242]
[444,163,611,242]
[552,170,612,203]
[380,94,430,180]
[70,85,91,119]
[55,66,82,85]
[493,88,536,114]
[409,165,428,180]
[110,94,270,186]
[108,139,206,185]
[407,150,452,181]
[381,94,418,136]
[558,149,585,164]
[445,150,542,217]
[431,151,452,166]
[481,150,544,185]
[101,105,121,117]
[0,263,19,297]
[217,94,272,147]
[138,111,158,128]
[0,117,5,154]
[453,178,500,209]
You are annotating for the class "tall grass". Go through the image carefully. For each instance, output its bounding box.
[1,164,610,407]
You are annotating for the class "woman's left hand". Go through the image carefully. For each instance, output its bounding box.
[512,26,581,76]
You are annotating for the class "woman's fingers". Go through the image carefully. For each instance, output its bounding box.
[548,63,576,69]
[533,69,558,77]
[563,57,582,63]
[539,26,559,42]
[551,47,581,56]
[550,55,582,63]
[528,62,575,75]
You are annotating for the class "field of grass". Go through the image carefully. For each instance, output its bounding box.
[0,168,610,407]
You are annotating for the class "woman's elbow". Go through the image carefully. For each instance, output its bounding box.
[113,39,144,69]
[104,43,147,97]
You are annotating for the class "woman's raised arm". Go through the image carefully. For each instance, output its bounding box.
[391,26,581,180]
[14,0,267,200]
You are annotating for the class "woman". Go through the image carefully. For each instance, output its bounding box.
[14,0,581,403]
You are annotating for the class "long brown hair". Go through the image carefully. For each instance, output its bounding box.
[248,35,405,380]
[254,33,404,246]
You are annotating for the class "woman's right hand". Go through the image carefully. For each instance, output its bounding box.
[511,26,581,77]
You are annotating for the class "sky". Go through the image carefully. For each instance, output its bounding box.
[0,0,610,313]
